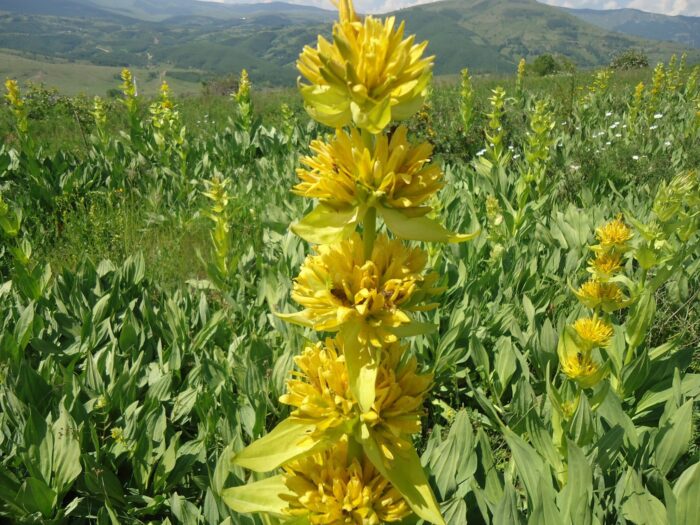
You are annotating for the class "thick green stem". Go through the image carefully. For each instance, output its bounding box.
[363,206,377,261]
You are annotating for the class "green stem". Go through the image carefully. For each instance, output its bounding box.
[363,206,377,261]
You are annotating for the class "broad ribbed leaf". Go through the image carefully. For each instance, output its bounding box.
[222,475,292,517]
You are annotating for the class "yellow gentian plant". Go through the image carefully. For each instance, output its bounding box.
[222,2,478,523]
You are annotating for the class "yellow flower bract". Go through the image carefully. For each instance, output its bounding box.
[573,317,613,348]
[288,233,440,347]
[282,438,410,524]
[297,0,433,133]
[294,126,443,213]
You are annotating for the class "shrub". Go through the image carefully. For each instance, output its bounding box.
[532,54,560,76]
[611,49,650,70]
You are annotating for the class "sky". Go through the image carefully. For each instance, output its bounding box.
[209,0,700,16]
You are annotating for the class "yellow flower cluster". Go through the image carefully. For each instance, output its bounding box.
[281,338,431,457]
[294,126,443,214]
[561,217,633,388]
[297,0,433,134]
[222,3,469,524]
[283,233,440,347]
[282,438,410,525]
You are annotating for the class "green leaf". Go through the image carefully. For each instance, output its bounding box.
[14,301,35,351]
[221,475,292,517]
[52,405,82,495]
[232,417,336,472]
[654,399,693,476]
[379,206,480,243]
[23,408,53,485]
[527,471,562,525]
[569,394,595,446]
[291,204,359,244]
[213,444,236,496]
[620,468,667,525]
[361,434,445,525]
[503,427,545,503]
[625,289,656,353]
[493,480,521,525]
[597,389,639,449]
[559,440,593,525]
[190,310,225,352]
[495,337,517,396]
[16,477,57,517]
[673,463,700,525]
[170,492,203,525]
[426,410,476,499]
[388,321,437,338]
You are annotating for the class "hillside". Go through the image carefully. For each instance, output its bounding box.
[565,7,700,50]
[0,0,697,93]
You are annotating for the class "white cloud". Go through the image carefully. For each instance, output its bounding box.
[205,0,700,15]
[538,0,700,16]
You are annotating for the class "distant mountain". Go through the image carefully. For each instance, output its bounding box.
[0,0,697,92]
[391,0,697,76]
[0,0,335,22]
[565,7,700,49]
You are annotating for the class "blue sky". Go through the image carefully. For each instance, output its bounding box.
[210,0,700,16]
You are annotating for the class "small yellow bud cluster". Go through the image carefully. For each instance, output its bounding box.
[233,69,252,131]
[149,81,183,151]
[628,82,645,131]
[280,103,295,141]
[522,99,556,191]
[120,68,138,115]
[649,62,666,116]
[561,217,633,388]
[460,68,475,134]
[516,58,526,94]
[222,2,475,524]
[590,69,612,95]
[92,96,107,135]
[202,174,234,284]
[4,79,28,136]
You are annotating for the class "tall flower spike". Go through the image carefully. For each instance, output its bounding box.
[297,0,434,133]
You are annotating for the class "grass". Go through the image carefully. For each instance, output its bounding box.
[45,190,211,289]
[0,49,202,96]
